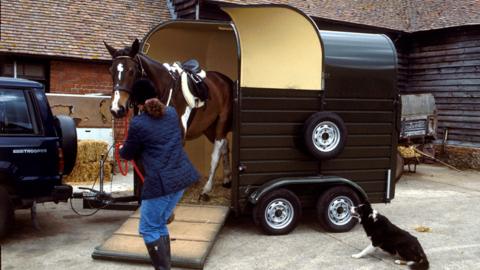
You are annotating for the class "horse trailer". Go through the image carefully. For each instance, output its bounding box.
[141,3,398,231]
[94,4,399,268]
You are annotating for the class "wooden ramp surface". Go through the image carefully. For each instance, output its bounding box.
[92,204,230,269]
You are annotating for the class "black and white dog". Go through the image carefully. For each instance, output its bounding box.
[350,202,429,270]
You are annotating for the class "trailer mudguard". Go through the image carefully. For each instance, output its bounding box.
[248,176,368,204]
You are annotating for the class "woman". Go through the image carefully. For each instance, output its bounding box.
[120,79,200,270]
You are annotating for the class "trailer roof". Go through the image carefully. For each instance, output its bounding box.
[222,5,324,90]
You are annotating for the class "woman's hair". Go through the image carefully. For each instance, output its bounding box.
[144,98,166,118]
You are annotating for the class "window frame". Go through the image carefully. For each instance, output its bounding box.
[0,57,50,92]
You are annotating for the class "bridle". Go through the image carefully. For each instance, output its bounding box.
[111,55,146,94]
[111,54,180,107]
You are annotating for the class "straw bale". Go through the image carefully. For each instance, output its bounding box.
[397,146,421,159]
[64,161,112,183]
[77,140,109,164]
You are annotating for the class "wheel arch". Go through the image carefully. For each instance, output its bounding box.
[248,176,368,205]
[0,162,19,192]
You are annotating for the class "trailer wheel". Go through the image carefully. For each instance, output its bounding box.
[253,189,302,235]
[0,186,14,239]
[316,186,360,232]
[304,112,346,160]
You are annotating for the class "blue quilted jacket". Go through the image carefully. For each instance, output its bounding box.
[120,107,200,200]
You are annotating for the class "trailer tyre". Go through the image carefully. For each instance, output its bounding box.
[316,186,360,232]
[253,189,302,235]
[0,186,14,239]
[304,112,347,160]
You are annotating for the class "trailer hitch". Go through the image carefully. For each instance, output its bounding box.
[72,187,113,201]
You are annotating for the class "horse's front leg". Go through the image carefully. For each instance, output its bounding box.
[200,138,225,201]
[221,139,232,188]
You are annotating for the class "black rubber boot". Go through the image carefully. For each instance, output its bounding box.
[145,236,171,270]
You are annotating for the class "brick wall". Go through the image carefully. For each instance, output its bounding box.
[50,60,112,94]
[50,60,126,166]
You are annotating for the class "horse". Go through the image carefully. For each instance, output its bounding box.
[104,39,233,201]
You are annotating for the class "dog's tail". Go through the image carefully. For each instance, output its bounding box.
[409,254,429,270]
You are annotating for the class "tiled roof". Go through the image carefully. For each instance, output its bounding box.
[219,0,409,31]
[0,0,169,60]
[219,0,480,32]
[1,0,479,60]
[404,0,480,32]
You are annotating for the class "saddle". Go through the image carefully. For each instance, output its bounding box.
[177,59,209,103]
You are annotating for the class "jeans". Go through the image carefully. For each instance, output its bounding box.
[139,189,184,244]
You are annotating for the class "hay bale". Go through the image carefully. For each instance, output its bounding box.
[63,139,112,184]
[77,140,109,164]
[398,146,421,159]
[64,161,112,183]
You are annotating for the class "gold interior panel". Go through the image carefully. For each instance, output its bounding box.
[143,22,238,80]
[222,6,323,90]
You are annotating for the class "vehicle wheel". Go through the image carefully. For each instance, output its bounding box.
[56,115,78,175]
[303,112,347,160]
[316,186,360,232]
[0,186,14,239]
[253,189,302,235]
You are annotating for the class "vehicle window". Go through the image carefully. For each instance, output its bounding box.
[0,90,36,135]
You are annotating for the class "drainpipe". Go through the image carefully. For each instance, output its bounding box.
[13,60,17,78]
[195,2,200,20]
[166,0,177,19]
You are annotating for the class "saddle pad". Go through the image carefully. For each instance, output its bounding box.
[92,204,230,269]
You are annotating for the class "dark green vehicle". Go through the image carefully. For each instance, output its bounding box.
[141,4,399,235]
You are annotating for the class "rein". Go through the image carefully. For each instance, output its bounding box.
[114,110,145,182]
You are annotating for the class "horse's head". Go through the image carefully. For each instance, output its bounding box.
[104,39,141,118]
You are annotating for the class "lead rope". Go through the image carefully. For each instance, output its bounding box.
[114,110,145,182]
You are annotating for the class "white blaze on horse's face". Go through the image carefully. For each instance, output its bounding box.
[111,90,121,112]
[117,63,124,82]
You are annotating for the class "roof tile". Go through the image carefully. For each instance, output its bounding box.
[1,0,479,60]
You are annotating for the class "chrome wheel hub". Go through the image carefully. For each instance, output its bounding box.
[265,199,294,230]
[312,121,340,152]
[328,196,354,226]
